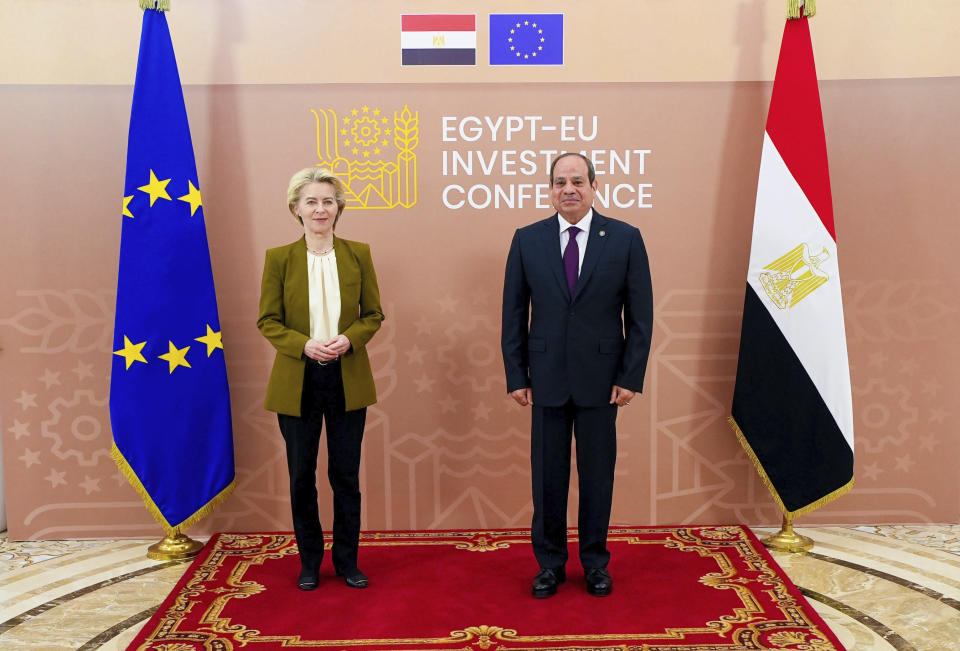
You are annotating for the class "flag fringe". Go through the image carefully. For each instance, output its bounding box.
[727,416,853,519]
[786,0,816,19]
[139,0,171,12]
[110,443,236,535]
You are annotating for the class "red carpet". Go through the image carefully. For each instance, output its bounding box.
[129,527,844,650]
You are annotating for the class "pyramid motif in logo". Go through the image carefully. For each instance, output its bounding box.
[312,104,419,210]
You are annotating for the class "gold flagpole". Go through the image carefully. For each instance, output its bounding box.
[139,0,171,11]
[147,528,204,560]
[786,0,816,19]
[758,0,821,556]
[763,513,814,552]
[132,0,203,561]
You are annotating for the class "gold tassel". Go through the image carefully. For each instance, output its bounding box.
[139,0,170,11]
[727,417,853,519]
[111,443,236,535]
[786,0,816,19]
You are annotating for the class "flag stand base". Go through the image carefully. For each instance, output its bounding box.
[147,531,204,560]
[762,515,813,553]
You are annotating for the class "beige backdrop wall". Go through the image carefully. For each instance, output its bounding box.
[1,0,958,539]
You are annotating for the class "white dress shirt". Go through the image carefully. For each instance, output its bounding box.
[307,249,341,342]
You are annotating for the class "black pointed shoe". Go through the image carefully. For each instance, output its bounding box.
[585,567,612,597]
[532,567,566,598]
[336,568,369,589]
[297,566,319,591]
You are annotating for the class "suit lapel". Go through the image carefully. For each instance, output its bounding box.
[572,212,608,302]
[333,236,347,282]
[333,236,361,332]
[540,215,569,299]
[289,236,310,334]
[333,236,362,283]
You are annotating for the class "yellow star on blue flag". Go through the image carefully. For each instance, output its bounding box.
[195,324,224,356]
[178,180,202,216]
[489,14,564,65]
[109,3,235,535]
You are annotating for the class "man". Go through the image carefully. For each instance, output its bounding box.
[501,152,653,598]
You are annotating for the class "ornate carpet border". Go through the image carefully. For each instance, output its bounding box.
[130,526,844,650]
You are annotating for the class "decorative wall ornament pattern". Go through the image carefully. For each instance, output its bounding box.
[2,77,958,538]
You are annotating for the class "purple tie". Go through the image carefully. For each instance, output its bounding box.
[563,226,581,296]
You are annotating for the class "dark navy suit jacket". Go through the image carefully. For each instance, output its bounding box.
[501,211,653,407]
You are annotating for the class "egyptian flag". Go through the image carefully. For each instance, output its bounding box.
[730,14,854,517]
[401,14,476,66]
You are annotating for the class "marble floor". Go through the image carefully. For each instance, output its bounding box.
[0,526,958,650]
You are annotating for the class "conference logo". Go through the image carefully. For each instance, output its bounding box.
[759,243,831,309]
[312,104,419,210]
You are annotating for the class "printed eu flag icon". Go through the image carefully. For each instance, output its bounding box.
[110,4,235,534]
[489,14,563,65]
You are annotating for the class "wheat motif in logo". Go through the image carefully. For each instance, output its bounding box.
[312,104,419,209]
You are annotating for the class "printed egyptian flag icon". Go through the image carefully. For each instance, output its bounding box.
[401,14,476,66]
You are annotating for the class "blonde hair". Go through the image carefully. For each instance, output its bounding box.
[287,167,348,227]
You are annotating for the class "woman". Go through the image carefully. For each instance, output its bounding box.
[257,167,384,591]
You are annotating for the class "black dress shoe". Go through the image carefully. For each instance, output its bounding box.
[585,567,612,597]
[336,568,369,589]
[532,567,566,598]
[297,566,319,591]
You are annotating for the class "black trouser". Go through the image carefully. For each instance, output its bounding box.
[278,359,366,573]
[531,400,618,570]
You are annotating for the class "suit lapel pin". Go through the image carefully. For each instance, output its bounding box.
[599,230,606,237]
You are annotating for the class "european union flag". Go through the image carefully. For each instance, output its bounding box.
[489,13,563,65]
[109,4,235,533]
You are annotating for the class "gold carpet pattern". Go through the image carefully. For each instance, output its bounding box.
[0,526,958,649]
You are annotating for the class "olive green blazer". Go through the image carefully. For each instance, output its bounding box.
[257,236,384,416]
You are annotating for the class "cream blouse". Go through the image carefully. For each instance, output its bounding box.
[307,249,341,342]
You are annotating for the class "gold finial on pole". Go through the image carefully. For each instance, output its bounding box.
[147,528,204,560]
[786,0,817,20]
[139,0,171,11]
[763,513,814,552]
